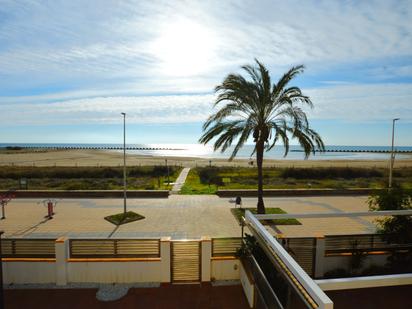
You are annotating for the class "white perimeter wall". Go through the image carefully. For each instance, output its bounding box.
[240,262,254,308]
[3,262,56,284]
[211,259,240,281]
[67,261,162,283]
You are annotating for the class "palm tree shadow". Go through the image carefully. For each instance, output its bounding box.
[9,218,50,237]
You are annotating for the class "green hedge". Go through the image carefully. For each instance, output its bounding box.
[280,167,383,179]
[0,166,180,179]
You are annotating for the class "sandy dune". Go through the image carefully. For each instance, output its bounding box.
[0,149,411,168]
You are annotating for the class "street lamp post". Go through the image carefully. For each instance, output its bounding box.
[165,159,170,185]
[0,231,4,309]
[389,118,400,188]
[121,113,127,214]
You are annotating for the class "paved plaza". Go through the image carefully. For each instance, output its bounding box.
[0,195,377,239]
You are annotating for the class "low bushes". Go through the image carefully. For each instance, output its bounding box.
[0,166,182,190]
[0,166,180,179]
[181,166,412,194]
[280,167,383,179]
[198,167,223,186]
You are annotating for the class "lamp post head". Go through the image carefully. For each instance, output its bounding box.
[121,112,126,116]
[393,118,400,122]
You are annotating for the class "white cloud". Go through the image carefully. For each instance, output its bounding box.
[0,94,214,125]
[1,83,411,126]
[306,83,412,121]
[0,0,411,130]
[0,0,411,85]
[367,65,412,80]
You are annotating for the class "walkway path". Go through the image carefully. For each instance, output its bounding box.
[0,196,375,239]
[171,167,190,194]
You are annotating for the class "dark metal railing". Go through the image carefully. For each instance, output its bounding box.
[325,234,412,255]
[1,238,56,258]
[69,238,160,258]
[212,237,242,257]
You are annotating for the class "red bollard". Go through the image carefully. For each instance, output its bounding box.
[47,201,53,219]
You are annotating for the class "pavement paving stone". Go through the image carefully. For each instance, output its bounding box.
[0,195,376,239]
[171,167,190,193]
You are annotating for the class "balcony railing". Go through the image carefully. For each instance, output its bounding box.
[69,238,160,258]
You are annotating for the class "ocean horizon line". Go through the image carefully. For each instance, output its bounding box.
[1,143,412,161]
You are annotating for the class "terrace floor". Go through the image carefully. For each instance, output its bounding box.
[5,283,250,309]
[326,284,412,309]
[0,195,376,239]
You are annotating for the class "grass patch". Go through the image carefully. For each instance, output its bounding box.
[180,166,412,194]
[104,211,145,225]
[180,169,218,194]
[231,207,301,225]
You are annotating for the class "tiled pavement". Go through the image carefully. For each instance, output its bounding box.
[0,195,377,239]
[5,283,250,309]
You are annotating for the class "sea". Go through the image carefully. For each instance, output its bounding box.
[1,143,412,161]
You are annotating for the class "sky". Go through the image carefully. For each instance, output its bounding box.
[0,0,411,146]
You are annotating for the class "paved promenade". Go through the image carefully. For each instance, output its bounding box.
[0,195,376,239]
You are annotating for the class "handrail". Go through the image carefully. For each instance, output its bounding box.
[245,211,333,309]
[315,273,412,291]
[254,210,412,220]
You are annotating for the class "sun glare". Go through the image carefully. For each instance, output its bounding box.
[151,19,217,76]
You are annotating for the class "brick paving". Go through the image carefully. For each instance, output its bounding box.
[262,196,378,237]
[4,283,250,309]
[0,195,375,239]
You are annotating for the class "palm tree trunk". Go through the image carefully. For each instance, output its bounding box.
[256,140,265,214]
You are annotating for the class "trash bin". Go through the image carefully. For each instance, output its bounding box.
[235,196,242,208]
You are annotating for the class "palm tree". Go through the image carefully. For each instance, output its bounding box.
[199,59,324,214]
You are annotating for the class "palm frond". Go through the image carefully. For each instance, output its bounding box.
[230,117,254,160]
[272,65,305,101]
[200,60,323,162]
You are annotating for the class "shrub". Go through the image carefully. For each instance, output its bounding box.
[368,186,412,271]
[0,166,179,179]
[198,167,223,186]
[323,268,350,279]
[280,167,383,179]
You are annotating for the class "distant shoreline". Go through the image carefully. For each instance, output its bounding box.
[0,148,411,168]
[2,143,412,162]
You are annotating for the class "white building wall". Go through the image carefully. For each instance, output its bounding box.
[3,262,56,284]
[211,259,240,281]
[67,261,162,283]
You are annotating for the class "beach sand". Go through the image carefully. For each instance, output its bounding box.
[0,149,411,168]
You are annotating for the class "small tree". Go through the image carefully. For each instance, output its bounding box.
[198,167,222,187]
[199,60,324,214]
[368,187,412,272]
[348,240,367,275]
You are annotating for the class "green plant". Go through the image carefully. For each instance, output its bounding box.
[236,233,258,258]
[323,268,350,279]
[198,167,223,186]
[104,211,145,225]
[281,167,382,179]
[199,60,324,213]
[368,186,412,272]
[348,240,368,275]
[361,264,390,276]
[231,207,300,225]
